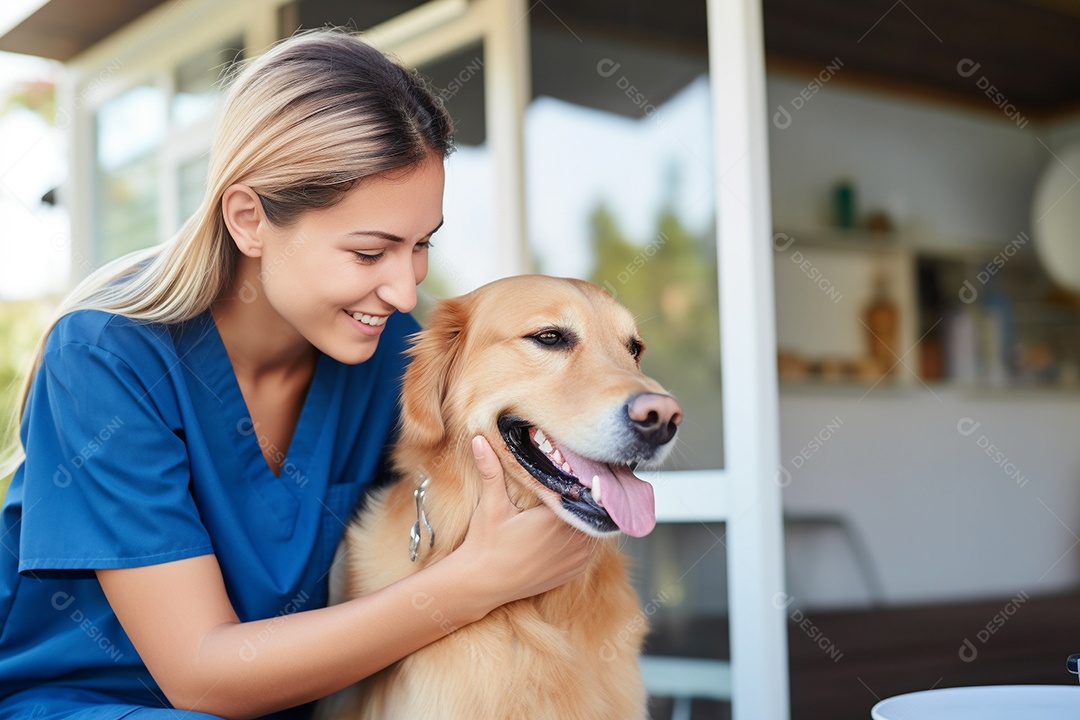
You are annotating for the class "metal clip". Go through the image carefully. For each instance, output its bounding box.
[409,475,434,562]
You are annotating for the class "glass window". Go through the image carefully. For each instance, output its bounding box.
[527,4,730,714]
[412,43,496,321]
[624,522,731,718]
[172,37,244,128]
[96,85,165,173]
[94,84,165,263]
[94,37,244,264]
[178,153,210,224]
[526,16,722,472]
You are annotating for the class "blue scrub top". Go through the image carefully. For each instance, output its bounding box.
[0,307,418,720]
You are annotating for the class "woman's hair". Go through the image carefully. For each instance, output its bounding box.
[0,29,454,479]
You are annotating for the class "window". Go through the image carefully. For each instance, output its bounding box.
[525,4,735,714]
[173,39,243,128]
[525,15,722,471]
[412,43,497,320]
[94,85,165,264]
[91,36,243,263]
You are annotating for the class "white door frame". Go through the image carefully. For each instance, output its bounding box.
[707,0,790,717]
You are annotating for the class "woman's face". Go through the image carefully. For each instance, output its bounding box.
[257,157,445,364]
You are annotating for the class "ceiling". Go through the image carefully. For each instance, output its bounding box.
[762,0,1080,121]
[0,0,169,61]
[536,0,1080,123]
[3,0,1079,120]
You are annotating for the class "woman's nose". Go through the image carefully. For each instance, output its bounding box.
[375,257,419,313]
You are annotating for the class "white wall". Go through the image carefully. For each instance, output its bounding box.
[767,75,1046,241]
[767,73,1080,607]
[780,388,1080,606]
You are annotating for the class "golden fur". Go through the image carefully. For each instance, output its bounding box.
[341,275,679,720]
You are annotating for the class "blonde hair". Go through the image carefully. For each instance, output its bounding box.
[0,30,454,479]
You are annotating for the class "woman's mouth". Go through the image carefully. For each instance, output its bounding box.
[348,311,388,326]
[343,309,389,335]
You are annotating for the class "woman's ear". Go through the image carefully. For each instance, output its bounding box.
[221,184,265,258]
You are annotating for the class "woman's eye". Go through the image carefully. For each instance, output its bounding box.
[352,251,383,264]
[414,241,434,253]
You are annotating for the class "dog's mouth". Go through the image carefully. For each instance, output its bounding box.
[497,416,656,537]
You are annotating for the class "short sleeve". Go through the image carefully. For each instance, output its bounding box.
[18,341,213,578]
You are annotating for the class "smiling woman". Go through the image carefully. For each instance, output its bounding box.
[0,29,595,720]
[213,157,446,369]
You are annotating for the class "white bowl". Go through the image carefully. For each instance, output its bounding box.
[871,685,1080,719]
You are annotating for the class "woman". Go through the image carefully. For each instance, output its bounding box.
[0,31,591,720]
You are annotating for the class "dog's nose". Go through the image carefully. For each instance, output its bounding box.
[627,393,683,447]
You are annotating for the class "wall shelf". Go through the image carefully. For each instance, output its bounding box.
[773,225,1080,392]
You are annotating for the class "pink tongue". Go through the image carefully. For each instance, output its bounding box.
[556,445,656,537]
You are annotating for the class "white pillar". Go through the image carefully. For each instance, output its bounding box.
[708,0,791,718]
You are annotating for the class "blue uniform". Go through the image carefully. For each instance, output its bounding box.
[0,308,417,719]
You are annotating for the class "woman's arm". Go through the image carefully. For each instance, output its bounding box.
[97,438,592,720]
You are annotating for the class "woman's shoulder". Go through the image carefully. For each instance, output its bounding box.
[44,309,184,372]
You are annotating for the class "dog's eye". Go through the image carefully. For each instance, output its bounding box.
[529,328,574,349]
[534,330,562,346]
[628,338,643,361]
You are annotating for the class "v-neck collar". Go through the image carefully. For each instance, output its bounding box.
[178,309,337,483]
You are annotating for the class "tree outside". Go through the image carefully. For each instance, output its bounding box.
[0,53,66,495]
[583,201,724,470]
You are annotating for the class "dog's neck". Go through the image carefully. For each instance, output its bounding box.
[392,438,629,633]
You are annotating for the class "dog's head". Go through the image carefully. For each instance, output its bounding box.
[399,275,682,538]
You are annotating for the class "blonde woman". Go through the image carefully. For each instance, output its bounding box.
[0,31,590,720]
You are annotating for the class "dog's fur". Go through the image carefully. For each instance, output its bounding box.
[341,275,679,720]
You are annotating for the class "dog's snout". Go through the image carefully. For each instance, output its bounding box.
[626,393,683,447]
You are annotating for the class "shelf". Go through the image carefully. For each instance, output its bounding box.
[778,379,920,397]
[775,227,902,254]
[779,378,1080,398]
[774,227,1039,265]
[773,224,1080,393]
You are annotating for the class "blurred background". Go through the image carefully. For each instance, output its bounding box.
[2,0,1080,718]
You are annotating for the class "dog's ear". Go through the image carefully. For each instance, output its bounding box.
[400,297,469,448]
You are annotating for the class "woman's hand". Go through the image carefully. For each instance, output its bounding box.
[454,436,594,611]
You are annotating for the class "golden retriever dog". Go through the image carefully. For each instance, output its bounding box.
[342,275,682,720]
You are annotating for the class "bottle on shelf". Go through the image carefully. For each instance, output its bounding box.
[864,273,899,377]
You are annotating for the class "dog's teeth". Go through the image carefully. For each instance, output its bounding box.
[561,462,571,474]
[551,448,563,464]
[538,439,553,454]
[593,475,603,506]
[534,428,547,445]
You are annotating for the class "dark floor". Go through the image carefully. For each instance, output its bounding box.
[645,588,1080,719]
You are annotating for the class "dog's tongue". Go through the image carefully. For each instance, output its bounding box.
[557,446,656,537]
